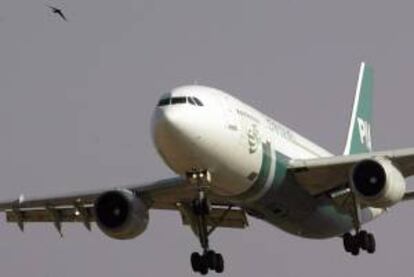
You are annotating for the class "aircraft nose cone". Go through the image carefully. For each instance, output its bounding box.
[151,107,203,173]
[151,108,194,141]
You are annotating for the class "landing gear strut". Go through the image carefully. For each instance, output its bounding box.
[343,230,376,256]
[186,169,225,275]
[341,187,376,256]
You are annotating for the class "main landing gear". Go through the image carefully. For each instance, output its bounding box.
[340,187,377,256]
[343,230,376,256]
[186,169,225,275]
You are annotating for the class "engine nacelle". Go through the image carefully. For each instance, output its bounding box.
[350,157,406,208]
[94,189,149,240]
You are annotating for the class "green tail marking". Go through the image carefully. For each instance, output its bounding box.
[344,62,373,155]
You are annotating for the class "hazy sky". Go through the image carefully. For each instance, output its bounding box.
[1,0,414,276]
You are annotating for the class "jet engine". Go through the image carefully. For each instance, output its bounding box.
[350,157,406,208]
[94,189,149,240]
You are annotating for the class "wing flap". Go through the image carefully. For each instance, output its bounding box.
[181,206,248,229]
[6,206,95,223]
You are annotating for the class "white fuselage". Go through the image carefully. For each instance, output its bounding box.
[152,85,331,195]
[151,85,380,239]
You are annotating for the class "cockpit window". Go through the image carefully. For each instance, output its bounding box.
[171,97,187,104]
[187,97,195,105]
[193,97,204,106]
[157,96,203,107]
[158,98,170,106]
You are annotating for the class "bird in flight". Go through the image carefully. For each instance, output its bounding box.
[46,5,67,21]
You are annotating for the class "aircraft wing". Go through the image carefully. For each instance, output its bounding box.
[289,147,414,196]
[0,177,192,211]
[0,177,248,233]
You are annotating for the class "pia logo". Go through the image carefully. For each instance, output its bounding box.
[247,125,260,154]
[357,117,372,151]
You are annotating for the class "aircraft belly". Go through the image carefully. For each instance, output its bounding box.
[248,174,387,239]
[247,176,356,239]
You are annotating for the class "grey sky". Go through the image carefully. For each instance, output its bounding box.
[0,0,413,276]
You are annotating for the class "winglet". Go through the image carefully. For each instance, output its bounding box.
[343,62,373,155]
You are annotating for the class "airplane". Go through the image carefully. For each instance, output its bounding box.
[1,62,414,275]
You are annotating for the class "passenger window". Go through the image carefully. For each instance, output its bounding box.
[193,97,204,106]
[171,97,187,104]
[158,98,170,106]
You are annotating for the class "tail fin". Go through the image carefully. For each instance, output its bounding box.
[343,62,373,155]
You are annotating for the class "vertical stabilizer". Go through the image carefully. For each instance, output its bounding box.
[343,62,373,155]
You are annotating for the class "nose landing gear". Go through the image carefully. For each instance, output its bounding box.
[191,250,224,275]
[186,169,226,275]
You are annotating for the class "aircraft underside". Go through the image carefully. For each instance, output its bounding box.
[182,167,380,274]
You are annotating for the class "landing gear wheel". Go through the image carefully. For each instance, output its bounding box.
[190,251,224,274]
[343,230,376,256]
[199,255,209,275]
[357,230,369,251]
[215,253,224,273]
[343,232,359,255]
[206,250,218,270]
[199,264,208,275]
[366,233,376,254]
[191,252,202,272]
[350,242,360,256]
[343,233,353,253]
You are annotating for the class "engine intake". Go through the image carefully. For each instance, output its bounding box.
[95,189,149,240]
[350,158,406,208]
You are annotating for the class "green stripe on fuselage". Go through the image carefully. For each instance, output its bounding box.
[235,143,290,201]
[234,142,272,201]
[253,142,272,188]
[273,151,289,186]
